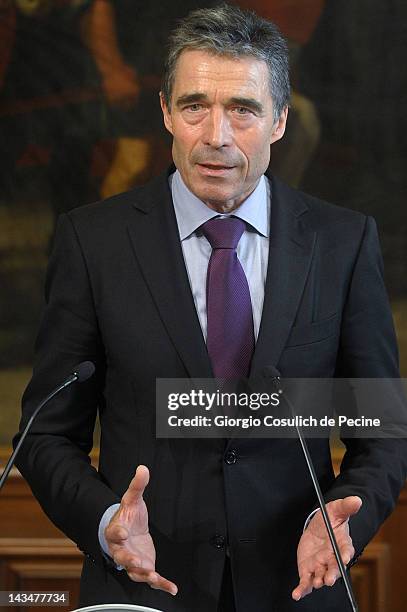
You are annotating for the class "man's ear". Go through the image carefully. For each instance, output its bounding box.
[160,91,173,135]
[270,106,288,145]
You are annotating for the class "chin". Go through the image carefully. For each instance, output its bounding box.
[196,179,234,197]
[198,187,232,204]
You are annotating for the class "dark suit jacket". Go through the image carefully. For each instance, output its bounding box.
[15,168,407,611]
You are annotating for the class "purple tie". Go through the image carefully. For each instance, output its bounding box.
[201,217,255,379]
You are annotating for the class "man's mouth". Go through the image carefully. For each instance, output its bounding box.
[196,163,235,176]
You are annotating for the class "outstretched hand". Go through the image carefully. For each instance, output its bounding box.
[105,465,178,596]
[292,496,362,601]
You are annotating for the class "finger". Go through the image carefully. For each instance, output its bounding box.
[292,572,313,601]
[122,465,150,507]
[326,541,355,584]
[339,540,355,566]
[339,496,362,518]
[323,544,350,587]
[329,496,362,525]
[324,558,341,587]
[113,552,145,572]
[312,563,327,589]
[112,546,154,572]
[127,569,178,596]
[148,571,178,595]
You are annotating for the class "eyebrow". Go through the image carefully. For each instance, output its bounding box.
[228,97,264,115]
[175,93,264,115]
[175,93,210,108]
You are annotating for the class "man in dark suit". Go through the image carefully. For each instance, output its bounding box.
[15,4,407,611]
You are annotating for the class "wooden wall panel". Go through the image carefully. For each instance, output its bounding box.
[350,543,390,612]
[376,486,407,611]
[0,539,81,612]
[0,472,62,539]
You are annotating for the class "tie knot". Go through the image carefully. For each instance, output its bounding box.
[201,217,245,250]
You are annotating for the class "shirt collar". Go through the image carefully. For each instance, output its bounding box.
[170,169,270,240]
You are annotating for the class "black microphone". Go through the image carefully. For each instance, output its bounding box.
[263,366,359,612]
[0,361,95,492]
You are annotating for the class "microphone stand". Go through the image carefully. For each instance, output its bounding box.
[271,374,359,612]
[0,362,94,492]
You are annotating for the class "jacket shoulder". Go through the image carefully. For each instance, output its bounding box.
[65,169,172,233]
[272,175,368,231]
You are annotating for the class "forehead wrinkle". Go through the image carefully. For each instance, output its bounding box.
[183,70,264,92]
[175,51,269,91]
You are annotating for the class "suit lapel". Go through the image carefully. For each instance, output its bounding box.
[250,177,317,375]
[126,169,315,379]
[127,170,213,378]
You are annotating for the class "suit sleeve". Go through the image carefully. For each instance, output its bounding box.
[13,213,120,565]
[322,216,407,563]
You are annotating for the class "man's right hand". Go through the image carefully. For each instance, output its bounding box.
[105,464,178,596]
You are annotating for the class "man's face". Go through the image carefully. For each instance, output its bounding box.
[160,49,287,212]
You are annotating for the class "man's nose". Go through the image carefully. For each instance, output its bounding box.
[203,108,232,148]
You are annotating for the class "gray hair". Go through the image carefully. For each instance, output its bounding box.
[162,3,290,122]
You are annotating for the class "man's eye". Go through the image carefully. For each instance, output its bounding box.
[186,104,203,112]
[234,107,251,115]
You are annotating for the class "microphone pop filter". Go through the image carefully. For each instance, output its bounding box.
[74,361,95,383]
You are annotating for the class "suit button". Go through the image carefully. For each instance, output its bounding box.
[224,450,237,465]
[211,534,226,549]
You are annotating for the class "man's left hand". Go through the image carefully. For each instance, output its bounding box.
[292,496,362,601]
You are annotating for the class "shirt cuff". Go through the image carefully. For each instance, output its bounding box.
[303,507,321,532]
[98,503,124,570]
